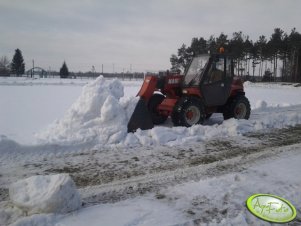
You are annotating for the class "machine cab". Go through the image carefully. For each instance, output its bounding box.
[183,54,234,106]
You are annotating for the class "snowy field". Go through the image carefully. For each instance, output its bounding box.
[0,76,301,225]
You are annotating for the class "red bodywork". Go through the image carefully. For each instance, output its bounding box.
[230,77,244,96]
[137,74,245,117]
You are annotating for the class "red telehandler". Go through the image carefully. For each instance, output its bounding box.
[127,50,251,132]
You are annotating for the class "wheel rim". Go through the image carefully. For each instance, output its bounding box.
[234,103,247,119]
[185,106,200,125]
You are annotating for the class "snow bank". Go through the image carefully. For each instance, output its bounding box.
[122,112,301,147]
[9,174,81,215]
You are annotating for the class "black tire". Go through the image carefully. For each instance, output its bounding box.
[223,95,251,120]
[172,96,205,127]
[148,94,168,125]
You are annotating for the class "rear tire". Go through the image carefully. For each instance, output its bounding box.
[148,94,168,125]
[223,95,251,120]
[172,97,205,127]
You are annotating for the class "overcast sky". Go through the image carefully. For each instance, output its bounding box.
[1,0,301,73]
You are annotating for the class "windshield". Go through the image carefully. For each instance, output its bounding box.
[184,54,210,86]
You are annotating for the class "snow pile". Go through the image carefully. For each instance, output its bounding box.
[36,76,138,146]
[9,174,81,215]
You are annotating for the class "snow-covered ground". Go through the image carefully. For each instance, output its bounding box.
[17,145,301,226]
[6,144,301,226]
[0,77,301,225]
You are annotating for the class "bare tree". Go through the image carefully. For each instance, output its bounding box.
[0,56,10,76]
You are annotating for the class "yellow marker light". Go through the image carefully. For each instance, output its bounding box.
[219,47,225,54]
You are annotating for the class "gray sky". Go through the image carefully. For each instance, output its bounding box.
[1,0,301,73]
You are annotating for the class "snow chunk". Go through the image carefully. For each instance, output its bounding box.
[255,100,267,109]
[9,174,81,215]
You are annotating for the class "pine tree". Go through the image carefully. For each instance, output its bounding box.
[177,44,192,72]
[207,35,217,53]
[288,28,301,82]
[254,35,268,77]
[269,28,285,79]
[60,61,69,78]
[11,49,25,76]
[229,32,245,76]
[170,54,181,72]
[188,37,207,56]
[216,33,228,49]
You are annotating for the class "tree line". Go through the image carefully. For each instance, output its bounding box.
[0,49,143,79]
[0,49,70,78]
[170,28,301,82]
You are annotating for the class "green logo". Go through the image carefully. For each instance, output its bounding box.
[246,194,297,223]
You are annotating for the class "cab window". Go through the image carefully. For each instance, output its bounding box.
[205,56,225,84]
[225,58,232,78]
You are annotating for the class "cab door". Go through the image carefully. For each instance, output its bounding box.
[200,55,233,106]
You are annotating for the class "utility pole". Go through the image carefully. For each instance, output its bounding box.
[130,64,133,79]
[32,59,34,78]
[102,64,103,74]
[48,66,51,78]
[92,65,95,78]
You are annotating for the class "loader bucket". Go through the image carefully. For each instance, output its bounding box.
[127,98,154,133]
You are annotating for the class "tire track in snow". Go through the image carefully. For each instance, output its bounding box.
[76,125,301,206]
[80,142,301,206]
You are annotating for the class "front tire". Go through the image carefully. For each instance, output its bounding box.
[172,97,205,127]
[223,95,251,120]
